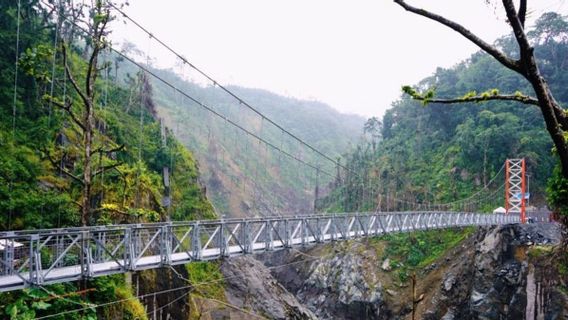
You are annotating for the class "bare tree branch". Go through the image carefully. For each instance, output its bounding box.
[501,0,568,127]
[45,96,86,132]
[502,0,533,72]
[85,43,99,100]
[91,144,125,157]
[96,63,111,73]
[518,0,527,28]
[93,162,123,178]
[501,0,568,173]
[502,1,568,128]
[394,0,568,178]
[43,150,84,185]
[61,43,90,108]
[393,0,521,72]
[85,9,110,99]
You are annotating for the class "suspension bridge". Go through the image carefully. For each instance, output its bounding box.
[0,3,543,294]
[0,211,521,292]
[0,159,535,293]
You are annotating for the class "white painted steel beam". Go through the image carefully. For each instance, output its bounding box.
[0,211,519,292]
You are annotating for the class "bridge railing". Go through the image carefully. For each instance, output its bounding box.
[0,211,519,292]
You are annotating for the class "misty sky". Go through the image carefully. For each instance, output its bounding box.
[111,1,567,118]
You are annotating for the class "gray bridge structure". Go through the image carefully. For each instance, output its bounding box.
[0,211,519,292]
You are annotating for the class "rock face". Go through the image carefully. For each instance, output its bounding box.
[134,266,192,320]
[220,256,317,320]
[295,252,384,319]
[381,258,392,271]
[259,242,393,320]
[421,223,566,320]
[199,223,566,319]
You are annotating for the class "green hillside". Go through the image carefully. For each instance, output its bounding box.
[146,68,364,217]
[327,12,567,213]
[0,1,214,318]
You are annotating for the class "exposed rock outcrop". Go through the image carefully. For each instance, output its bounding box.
[134,266,192,320]
[260,242,394,320]
[175,223,566,319]
[220,256,317,320]
[421,223,566,320]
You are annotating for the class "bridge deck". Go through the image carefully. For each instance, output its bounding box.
[0,211,519,292]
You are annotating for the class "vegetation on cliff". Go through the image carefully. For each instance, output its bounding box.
[0,1,215,318]
[320,12,568,286]
[327,12,568,215]
[148,66,363,217]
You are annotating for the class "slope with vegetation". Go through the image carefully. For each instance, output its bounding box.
[147,67,364,217]
[313,14,568,304]
[0,1,216,318]
[327,12,567,214]
[394,1,568,225]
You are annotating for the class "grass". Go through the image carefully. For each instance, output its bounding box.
[527,246,553,259]
[369,227,475,283]
[185,262,226,300]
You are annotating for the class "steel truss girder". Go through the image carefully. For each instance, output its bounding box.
[0,211,519,292]
[506,159,525,214]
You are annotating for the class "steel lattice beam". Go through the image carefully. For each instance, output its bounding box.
[505,158,527,223]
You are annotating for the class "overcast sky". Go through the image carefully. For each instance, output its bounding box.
[111,1,567,118]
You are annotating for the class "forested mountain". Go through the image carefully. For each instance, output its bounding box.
[0,8,213,229]
[327,12,568,213]
[144,68,365,217]
[0,0,363,313]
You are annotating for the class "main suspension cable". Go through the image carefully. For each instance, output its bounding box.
[108,2,355,175]
[40,1,336,180]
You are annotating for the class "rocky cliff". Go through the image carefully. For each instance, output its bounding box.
[420,223,565,319]
[214,223,566,320]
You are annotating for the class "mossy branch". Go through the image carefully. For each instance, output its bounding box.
[92,162,123,177]
[43,95,86,131]
[402,86,539,106]
[90,144,125,157]
[42,148,84,185]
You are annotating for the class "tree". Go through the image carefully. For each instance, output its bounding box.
[45,1,119,226]
[364,116,382,152]
[394,0,568,180]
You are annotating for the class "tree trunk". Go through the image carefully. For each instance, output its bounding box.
[501,0,568,178]
[526,73,568,178]
[81,100,94,226]
[483,144,488,188]
[394,0,568,179]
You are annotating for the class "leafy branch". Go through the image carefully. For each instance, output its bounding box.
[401,86,539,106]
[394,0,568,178]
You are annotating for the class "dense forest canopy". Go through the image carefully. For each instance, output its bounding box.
[395,1,568,186]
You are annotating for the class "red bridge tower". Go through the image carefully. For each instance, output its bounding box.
[505,158,526,223]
